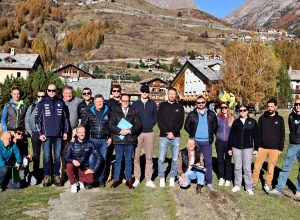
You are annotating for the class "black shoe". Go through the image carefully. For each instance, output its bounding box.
[196,184,202,195]
[84,184,92,190]
[126,179,134,189]
[99,181,106,188]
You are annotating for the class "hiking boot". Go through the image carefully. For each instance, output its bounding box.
[54,176,63,187]
[85,184,92,190]
[111,180,119,188]
[269,189,283,196]
[218,178,225,186]
[126,179,134,189]
[99,181,106,188]
[43,175,52,187]
[133,179,140,188]
[196,184,202,195]
[71,183,77,193]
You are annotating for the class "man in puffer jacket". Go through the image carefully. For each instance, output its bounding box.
[65,126,101,193]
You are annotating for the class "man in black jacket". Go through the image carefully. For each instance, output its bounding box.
[65,126,101,193]
[184,95,217,190]
[82,94,111,187]
[269,99,300,199]
[109,94,142,189]
[78,87,93,123]
[157,87,184,187]
[252,98,285,192]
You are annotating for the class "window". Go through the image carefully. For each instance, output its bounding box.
[17,72,21,78]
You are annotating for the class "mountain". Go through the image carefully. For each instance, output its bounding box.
[224,0,300,34]
[145,0,198,10]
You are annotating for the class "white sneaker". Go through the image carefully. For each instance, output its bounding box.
[146,180,156,188]
[231,186,241,192]
[246,189,254,195]
[224,180,231,187]
[71,183,77,193]
[218,178,225,186]
[169,177,175,187]
[133,179,140,188]
[160,178,166,187]
[263,185,271,193]
[78,181,84,189]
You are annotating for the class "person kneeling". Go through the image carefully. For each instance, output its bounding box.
[0,132,22,192]
[177,138,205,194]
[65,126,101,193]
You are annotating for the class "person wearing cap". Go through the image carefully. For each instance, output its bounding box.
[132,84,157,188]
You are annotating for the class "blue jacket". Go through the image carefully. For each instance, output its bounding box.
[35,96,70,137]
[65,138,101,173]
[0,141,22,167]
[82,104,110,139]
[132,99,157,133]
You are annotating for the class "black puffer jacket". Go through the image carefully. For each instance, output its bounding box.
[184,108,218,144]
[288,108,300,144]
[65,138,101,173]
[109,105,142,145]
[82,104,110,139]
[78,98,94,121]
[228,117,259,150]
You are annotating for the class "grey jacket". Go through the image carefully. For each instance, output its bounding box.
[64,97,82,129]
[25,103,38,135]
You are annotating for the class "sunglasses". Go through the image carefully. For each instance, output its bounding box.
[221,106,228,109]
[239,109,247,113]
[141,91,149,93]
[196,101,206,105]
[112,90,120,93]
[294,103,300,106]
[37,95,44,98]
[47,89,56,93]
[82,92,91,95]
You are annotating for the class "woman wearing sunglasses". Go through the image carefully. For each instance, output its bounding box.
[228,105,259,195]
[215,102,234,187]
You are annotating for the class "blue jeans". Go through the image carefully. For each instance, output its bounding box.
[275,144,300,192]
[113,145,134,181]
[158,137,180,178]
[42,137,62,176]
[0,166,21,189]
[178,169,205,188]
[90,138,108,182]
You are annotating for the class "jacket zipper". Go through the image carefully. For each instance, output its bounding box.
[223,118,226,141]
[241,119,245,149]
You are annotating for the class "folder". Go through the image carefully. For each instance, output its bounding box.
[117,118,133,140]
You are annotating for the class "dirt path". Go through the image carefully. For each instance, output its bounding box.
[43,183,243,220]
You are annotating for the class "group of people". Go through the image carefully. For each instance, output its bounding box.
[0,84,299,200]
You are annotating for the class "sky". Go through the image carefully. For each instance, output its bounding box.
[195,0,246,18]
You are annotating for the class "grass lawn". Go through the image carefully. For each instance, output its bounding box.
[0,110,299,219]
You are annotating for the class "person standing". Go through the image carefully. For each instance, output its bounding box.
[109,94,142,189]
[252,98,285,192]
[78,87,93,123]
[269,99,300,199]
[106,84,121,109]
[184,95,217,190]
[61,86,82,180]
[157,87,184,187]
[228,105,259,195]
[132,85,157,188]
[35,84,69,187]
[65,126,102,193]
[1,87,28,131]
[82,94,111,187]
[215,102,234,187]
[25,90,45,177]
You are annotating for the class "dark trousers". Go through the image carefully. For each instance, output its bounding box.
[31,132,42,175]
[0,166,21,189]
[114,145,134,181]
[215,140,232,181]
[196,141,212,184]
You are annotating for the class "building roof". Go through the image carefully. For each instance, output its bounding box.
[54,64,94,78]
[139,78,168,85]
[120,82,140,95]
[187,60,223,81]
[0,53,40,70]
[288,70,300,81]
[66,79,112,99]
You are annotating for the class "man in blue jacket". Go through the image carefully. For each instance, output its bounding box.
[132,85,157,188]
[0,131,22,192]
[82,94,111,187]
[35,84,70,187]
[65,126,101,193]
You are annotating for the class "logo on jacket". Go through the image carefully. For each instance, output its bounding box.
[57,104,61,107]
[274,121,278,125]
[175,109,179,112]
[248,121,252,125]
[104,116,108,120]
[295,120,300,124]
